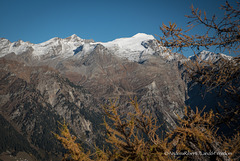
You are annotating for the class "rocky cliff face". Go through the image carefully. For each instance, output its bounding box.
[0,59,105,160]
[0,33,212,160]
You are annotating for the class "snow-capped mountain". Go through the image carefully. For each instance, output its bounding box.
[0,33,237,160]
[1,34,233,64]
[1,33,234,68]
[0,34,93,59]
[99,33,155,61]
[0,33,176,62]
[189,50,232,62]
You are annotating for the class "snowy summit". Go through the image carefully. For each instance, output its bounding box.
[100,33,155,61]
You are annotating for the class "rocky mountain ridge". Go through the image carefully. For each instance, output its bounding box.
[0,33,183,62]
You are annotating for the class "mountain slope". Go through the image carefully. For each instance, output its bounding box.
[0,59,105,159]
[0,33,235,160]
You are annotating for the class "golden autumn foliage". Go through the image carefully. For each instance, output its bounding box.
[158,1,240,53]
[101,98,173,161]
[184,56,240,129]
[158,0,240,95]
[53,121,92,161]
[166,107,216,152]
[55,98,239,161]
[55,98,174,161]
[158,0,240,132]
[222,132,240,160]
[165,107,232,161]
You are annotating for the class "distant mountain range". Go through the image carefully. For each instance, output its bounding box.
[0,33,234,160]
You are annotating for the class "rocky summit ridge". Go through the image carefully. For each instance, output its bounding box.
[0,33,179,62]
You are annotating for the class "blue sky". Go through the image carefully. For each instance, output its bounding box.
[0,0,234,56]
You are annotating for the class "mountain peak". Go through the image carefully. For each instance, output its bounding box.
[132,33,154,39]
[70,34,78,38]
[0,38,11,44]
[189,50,232,62]
[65,34,82,42]
[99,33,156,61]
[102,33,154,46]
